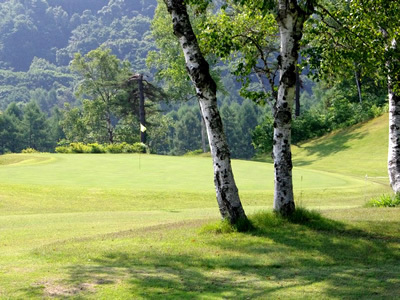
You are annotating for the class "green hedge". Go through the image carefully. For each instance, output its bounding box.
[55,142,147,154]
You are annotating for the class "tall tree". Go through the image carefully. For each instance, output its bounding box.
[118,73,167,145]
[201,0,315,215]
[304,0,400,194]
[147,1,209,153]
[272,0,315,214]
[70,47,131,144]
[172,107,202,155]
[0,113,20,154]
[162,0,247,224]
[22,102,52,151]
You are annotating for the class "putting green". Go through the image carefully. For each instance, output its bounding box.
[0,153,363,192]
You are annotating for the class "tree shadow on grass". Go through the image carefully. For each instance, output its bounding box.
[61,211,400,299]
[294,129,367,167]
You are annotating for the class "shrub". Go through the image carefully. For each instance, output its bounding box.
[130,142,147,153]
[70,142,91,153]
[54,142,147,154]
[55,146,71,153]
[366,194,400,208]
[88,143,105,153]
[21,148,39,153]
[105,143,123,153]
[184,149,204,156]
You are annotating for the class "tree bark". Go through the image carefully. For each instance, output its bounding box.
[198,102,208,153]
[295,61,301,117]
[163,0,247,224]
[354,66,363,104]
[388,84,400,193]
[387,38,400,193]
[273,0,312,215]
[106,112,114,144]
[138,74,147,145]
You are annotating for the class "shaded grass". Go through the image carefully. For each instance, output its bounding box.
[14,208,397,299]
[1,205,399,299]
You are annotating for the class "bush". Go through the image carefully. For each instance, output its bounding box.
[184,149,204,156]
[366,194,400,208]
[130,142,147,153]
[54,142,147,154]
[55,146,71,153]
[69,142,91,153]
[21,148,39,153]
[104,142,146,153]
[88,143,105,153]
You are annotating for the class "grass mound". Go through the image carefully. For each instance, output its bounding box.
[199,216,254,234]
[366,194,400,207]
[0,153,52,165]
[202,208,348,235]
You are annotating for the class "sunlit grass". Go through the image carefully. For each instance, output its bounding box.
[291,113,389,178]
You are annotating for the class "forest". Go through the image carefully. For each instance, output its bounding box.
[0,0,389,159]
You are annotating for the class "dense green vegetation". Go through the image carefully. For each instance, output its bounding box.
[0,116,398,298]
[0,0,390,160]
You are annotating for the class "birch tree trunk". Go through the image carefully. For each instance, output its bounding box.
[273,0,312,215]
[388,83,400,193]
[198,101,208,153]
[200,114,208,153]
[387,38,400,193]
[163,0,247,224]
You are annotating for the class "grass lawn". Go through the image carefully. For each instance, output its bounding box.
[0,113,398,299]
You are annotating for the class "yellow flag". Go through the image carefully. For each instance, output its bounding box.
[140,124,147,132]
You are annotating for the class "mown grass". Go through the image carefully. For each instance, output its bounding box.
[0,113,398,299]
[4,209,398,299]
[291,113,389,178]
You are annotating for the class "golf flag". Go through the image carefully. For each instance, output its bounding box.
[140,123,147,132]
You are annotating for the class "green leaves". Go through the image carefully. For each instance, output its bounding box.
[198,0,278,105]
[305,0,400,88]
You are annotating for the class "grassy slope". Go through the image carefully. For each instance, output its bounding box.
[292,113,389,178]
[257,113,388,178]
[0,113,398,299]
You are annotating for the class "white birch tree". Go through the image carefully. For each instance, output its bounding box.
[272,0,314,215]
[162,0,247,224]
[304,0,400,194]
[190,0,315,215]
